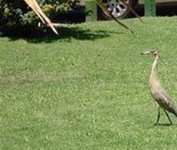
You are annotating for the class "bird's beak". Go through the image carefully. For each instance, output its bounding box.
[141,50,156,56]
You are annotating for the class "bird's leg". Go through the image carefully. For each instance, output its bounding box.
[155,107,161,125]
[164,110,173,125]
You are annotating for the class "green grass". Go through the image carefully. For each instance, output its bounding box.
[1,17,177,150]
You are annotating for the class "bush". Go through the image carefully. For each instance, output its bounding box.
[0,0,80,36]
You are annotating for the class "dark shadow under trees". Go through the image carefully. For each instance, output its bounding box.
[2,25,123,43]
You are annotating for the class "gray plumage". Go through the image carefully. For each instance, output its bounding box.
[142,50,177,125]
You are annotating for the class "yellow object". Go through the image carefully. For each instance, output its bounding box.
[24,0,58,35]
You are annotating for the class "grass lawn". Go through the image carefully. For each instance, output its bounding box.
[1,17,177,150]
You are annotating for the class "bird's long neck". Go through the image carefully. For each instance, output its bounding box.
[149,55,161,89]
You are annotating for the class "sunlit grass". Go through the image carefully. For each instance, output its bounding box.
[1,17,177,150]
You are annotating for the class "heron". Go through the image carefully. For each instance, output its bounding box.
[142,50,177,125]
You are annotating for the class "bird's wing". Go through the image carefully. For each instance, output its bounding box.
[24,0,58,35]
[154,88,177,116]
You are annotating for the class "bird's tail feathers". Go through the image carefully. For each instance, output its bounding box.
[170,105,177,117]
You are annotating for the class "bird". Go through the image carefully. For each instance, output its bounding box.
[142,50,177,125]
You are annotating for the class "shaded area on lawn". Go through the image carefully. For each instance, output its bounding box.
[3,26,123,43]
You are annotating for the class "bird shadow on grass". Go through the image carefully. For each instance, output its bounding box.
[4,26,123,43]
[153,123,174,127]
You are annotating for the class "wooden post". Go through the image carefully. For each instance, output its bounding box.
[144,0,156,16]
[86,0,97,21]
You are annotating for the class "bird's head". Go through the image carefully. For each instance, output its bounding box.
[141,50,159,57]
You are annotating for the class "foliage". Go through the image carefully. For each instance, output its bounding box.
[0,0,80,34]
